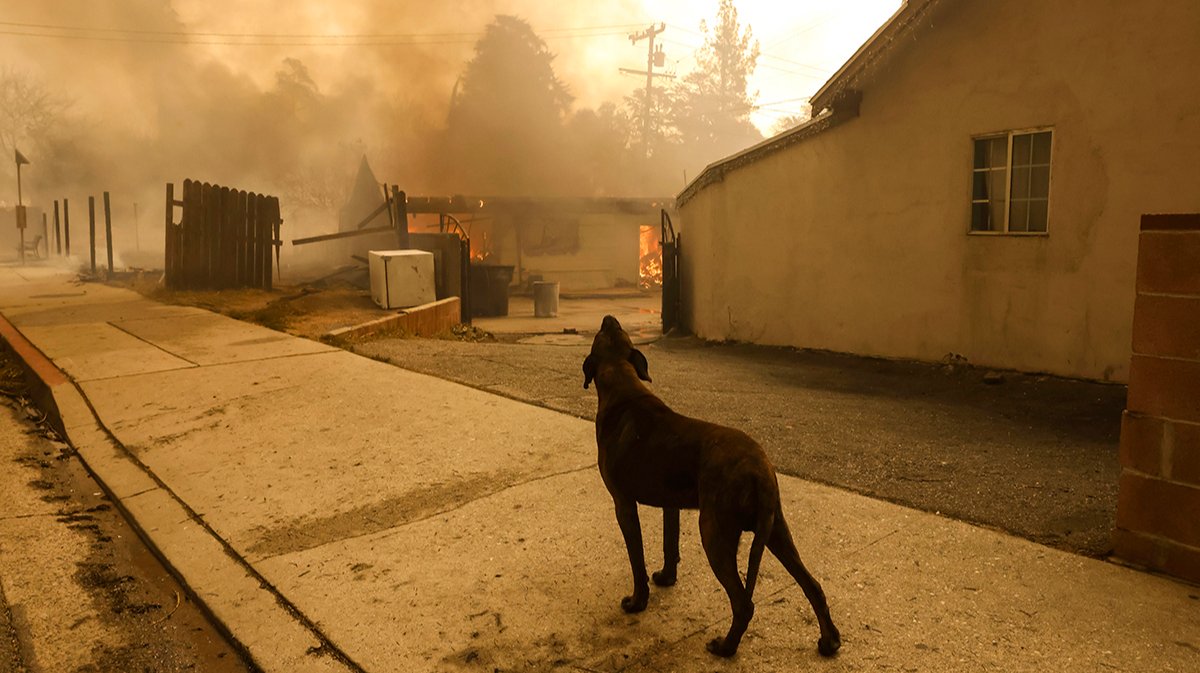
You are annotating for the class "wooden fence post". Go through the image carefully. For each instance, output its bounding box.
[88,196,96,275]
[63,198,70,257]
[103,191,114,277]
[53,201,61,256]
[262,196,278,290]
[165,183,175,287]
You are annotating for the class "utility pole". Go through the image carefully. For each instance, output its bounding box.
[623,23,669,159]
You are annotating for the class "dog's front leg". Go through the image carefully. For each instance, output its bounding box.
[613,497,649,612]
[652,507,679,587]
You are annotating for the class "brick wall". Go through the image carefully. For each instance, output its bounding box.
[1114,214,1200,583]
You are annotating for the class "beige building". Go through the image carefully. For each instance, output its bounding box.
[676,0,1200,382]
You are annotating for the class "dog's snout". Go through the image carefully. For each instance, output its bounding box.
[601,315,622,332]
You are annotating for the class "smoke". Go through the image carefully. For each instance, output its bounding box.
[0,0,701,270]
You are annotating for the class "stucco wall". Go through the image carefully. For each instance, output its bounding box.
[679,0,1200,382]
[492,214,646,291]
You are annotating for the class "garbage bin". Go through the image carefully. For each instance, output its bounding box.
[533,281,559,317]
[469,264,514,317]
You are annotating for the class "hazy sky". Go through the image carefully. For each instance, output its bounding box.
[0,0,903,203]
[7,0,902,134]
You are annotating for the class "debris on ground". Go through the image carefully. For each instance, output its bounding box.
[442,324,496,342]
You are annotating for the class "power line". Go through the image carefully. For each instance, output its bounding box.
[0,20,644,47]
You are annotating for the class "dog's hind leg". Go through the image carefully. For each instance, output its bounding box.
[613,497,650,613]
[700,509,754,657]
[652,507,680,587]
[766,511,841,657]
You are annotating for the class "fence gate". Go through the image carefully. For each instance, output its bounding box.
[164,180,282,290]
[661,209,680,334]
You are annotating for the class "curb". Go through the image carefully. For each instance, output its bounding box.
[0,312,363,673]
[324,296,460,342]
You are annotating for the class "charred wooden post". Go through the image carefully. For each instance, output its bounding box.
[63,198,71,257]
[392,186,409,248]
[88,196,97,275]
[460,236,472,324]
[103,192,114,276]
[165,183,175,287]
[53,200,61,255]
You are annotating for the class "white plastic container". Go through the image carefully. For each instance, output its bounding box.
[368,250,436,309]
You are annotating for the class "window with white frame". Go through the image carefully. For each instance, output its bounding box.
[970,129,1052,233]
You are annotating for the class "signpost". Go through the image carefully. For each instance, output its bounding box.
[14,149,30,264]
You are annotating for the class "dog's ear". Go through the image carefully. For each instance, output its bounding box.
[582,354,597,389]
[628,348,651,383]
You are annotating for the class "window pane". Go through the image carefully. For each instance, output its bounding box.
[990,137,1008,168]
[990,199,1005,230]
[1032,131,1052,165]
[1012,133,1033,167]
[989,169,1007,201]
[1011,166,1031,200]
[973,171,990,200]
[973,139,990,169]
[971,203,990,231]
[1031,165,1051,198]
[1028,200,1048,232]
[1008,200,1029,232]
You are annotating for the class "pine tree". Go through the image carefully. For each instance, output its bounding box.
[670,0,763,160]
[443,15,575,194]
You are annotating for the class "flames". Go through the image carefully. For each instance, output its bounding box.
[639,225,662,289]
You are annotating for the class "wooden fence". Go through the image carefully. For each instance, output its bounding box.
[164,180,282,290]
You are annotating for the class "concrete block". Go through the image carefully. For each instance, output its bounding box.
[1170,420,1200,486]
[1128,354,1200,422]
[1136,231,1200,295]
[1116,471,1200,548]
[1132,294,1200,360]
[1118,411,1163,477]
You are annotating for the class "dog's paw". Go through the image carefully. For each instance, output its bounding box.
[705,637,737,658]
[817,634,841,657]
[651,569,677,587]
[620,593,648,613]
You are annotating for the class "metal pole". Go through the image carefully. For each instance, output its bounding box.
[16,161,23,265]
[63,198,71,256]
[103,192,114,277]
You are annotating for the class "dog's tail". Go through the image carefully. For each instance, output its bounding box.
[744,486,777,598]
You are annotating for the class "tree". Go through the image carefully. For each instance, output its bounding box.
[770,103,814,135]
[0,68,66,171]
[669,0,763,160]
[442,15,575,195]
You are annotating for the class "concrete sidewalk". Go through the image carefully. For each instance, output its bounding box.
[0,265,1196,673]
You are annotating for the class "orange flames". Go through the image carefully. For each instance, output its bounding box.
[639,225,662,289]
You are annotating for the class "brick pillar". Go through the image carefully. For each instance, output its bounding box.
[1114,213,1200,583]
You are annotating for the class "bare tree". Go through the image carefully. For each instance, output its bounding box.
[0,67,66,162]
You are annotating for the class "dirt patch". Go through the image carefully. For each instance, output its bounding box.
[247,468,524,558]
[109,270,388,340]
[0,349,252,673]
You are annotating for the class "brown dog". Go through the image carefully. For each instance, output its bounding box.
[583,315,841,658]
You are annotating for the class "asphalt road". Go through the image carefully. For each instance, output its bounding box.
[354,334,1127,558]
[0,351,251,673]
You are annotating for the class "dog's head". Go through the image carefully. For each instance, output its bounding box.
[583,315,651,390]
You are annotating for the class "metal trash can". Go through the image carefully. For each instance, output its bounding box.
[533,281,559,318]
